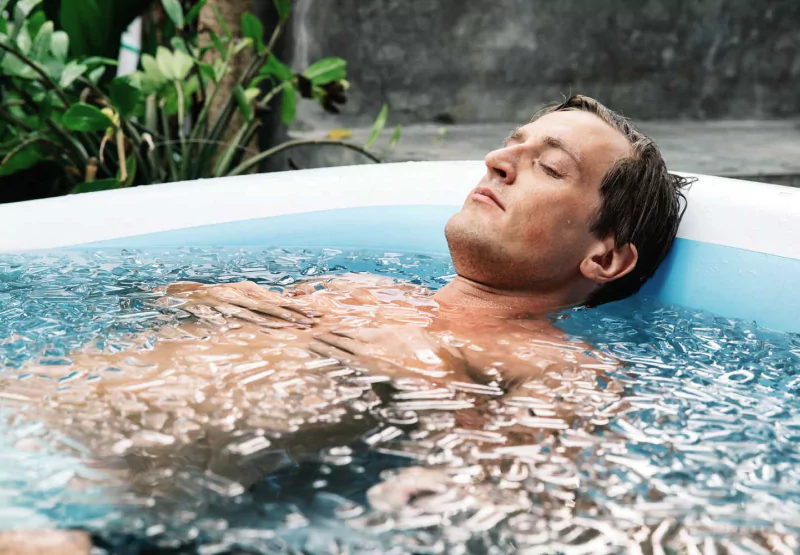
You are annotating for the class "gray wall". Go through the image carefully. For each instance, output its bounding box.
[292,0,800,126]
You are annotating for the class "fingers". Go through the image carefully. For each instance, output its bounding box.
[163,281,206,295]
[212,303,296,329]
[182,304,228,327]
[307,340,356,365]
[204,285,318,324]
[312,332,379,357]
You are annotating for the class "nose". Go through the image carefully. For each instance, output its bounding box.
[484,147,517,185]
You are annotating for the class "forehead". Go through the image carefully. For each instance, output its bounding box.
[518,109,632,172]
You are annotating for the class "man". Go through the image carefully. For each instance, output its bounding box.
[171,93,688,378]
[6,95,689,519]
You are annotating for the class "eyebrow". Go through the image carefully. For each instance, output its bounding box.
[504,128,584,170]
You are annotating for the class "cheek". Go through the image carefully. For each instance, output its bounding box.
[519,194,593,250]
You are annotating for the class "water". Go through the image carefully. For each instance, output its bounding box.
[0,247,798,554]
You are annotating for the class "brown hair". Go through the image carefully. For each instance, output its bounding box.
[533,95,693,306]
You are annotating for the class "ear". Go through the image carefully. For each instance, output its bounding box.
[579,237,638,284]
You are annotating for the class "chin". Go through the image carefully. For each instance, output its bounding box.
[445,214,513,285]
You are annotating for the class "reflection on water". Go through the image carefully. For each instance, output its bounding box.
[0,248,798,554]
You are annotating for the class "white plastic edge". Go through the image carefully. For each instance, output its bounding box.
[0,161,797,259]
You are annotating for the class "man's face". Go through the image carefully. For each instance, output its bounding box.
[445,109,632,292]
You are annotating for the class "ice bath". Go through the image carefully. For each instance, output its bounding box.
[0,161,798,553]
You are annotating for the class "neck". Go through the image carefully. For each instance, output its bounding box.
[433,275,584,315]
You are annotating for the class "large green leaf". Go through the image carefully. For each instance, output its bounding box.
[260,54,293,82]
[233,84,253,122]
[273,0,291,23]
[16,0,43,17]
[59,60,87,87]
[50,30,69,61]
[184,0,207,24]
[109,77,142,118]
[241,12,264,54]
[26,10,46,39]
[281,84,296,125]
[303,57,346,85]
[171,48,194,80]
[30,20,53,61]
[161,0,184,29]
[155,46,176,80]
[62,103,113,131]
[1,54,36,79]
[72,178,121,194]
[364,104,388,149]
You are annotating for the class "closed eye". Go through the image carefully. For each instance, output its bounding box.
[538,162,565,179]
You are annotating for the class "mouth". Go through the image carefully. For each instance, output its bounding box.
[471,187,506,211]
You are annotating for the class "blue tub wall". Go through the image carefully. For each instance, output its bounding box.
[0,162,797,333]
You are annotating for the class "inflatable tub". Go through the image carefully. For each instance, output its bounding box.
[0,161,798,332]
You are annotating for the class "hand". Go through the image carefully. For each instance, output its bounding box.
[309,325,466,378]
[161,281,321,328]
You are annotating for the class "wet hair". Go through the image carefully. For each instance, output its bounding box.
[532,94,693,306]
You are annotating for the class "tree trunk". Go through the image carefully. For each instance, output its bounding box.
[198,0,291,173]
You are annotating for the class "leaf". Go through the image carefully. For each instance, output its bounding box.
[388,124,402,150]
[88,65,105,83]
[62,103,113,131]
[233,84,253,122]
[109,77,142,118]
[141,53,164,81]
[185,0,207,24]
[364,104,388,149]
[161,0,184,29]
[83,56,118,67]
[241,12,264,54]
[26,9,46,39]
[155,46,176,80]
[273,0,291,22]
[244,87,260,103]
[50,30,69,61]
[304,57,346,85]
[59,60,87,88]
[171,36,190,54]
[197,61,216,82]
[15,0,42,17]
[208,31,227,56]
[16,25,31,54]
[1,54,36,79]
[260,54,293,82]
[30,20,52,61]
[211,2,232,38]
[72,178,121,194]
[171,48,194,80]
[281,84,296,125]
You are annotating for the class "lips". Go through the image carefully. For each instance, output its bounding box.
[473,187,506,211]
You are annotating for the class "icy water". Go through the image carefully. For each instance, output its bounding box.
[0,247,798,554]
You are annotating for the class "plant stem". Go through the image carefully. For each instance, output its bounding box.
[213,119,261,177]
[0,107,36,132]
[0,137,54,169]
[121,121,152,185]
[227,139,381,177]
[159,100,179,182]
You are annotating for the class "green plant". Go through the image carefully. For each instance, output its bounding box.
[0,0,397,196]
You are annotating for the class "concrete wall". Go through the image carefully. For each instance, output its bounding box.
[291,0,800,126]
